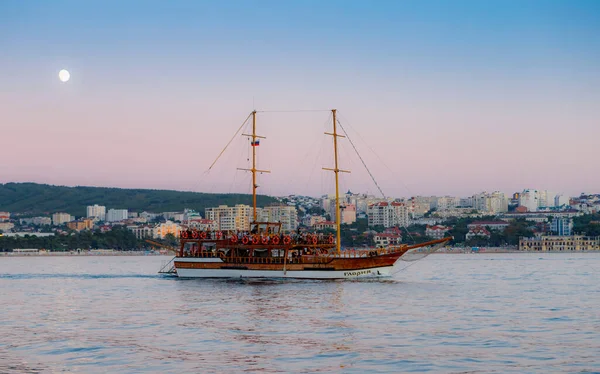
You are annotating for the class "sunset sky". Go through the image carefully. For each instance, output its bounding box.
[1,0,599,198]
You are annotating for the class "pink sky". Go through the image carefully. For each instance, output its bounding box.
[1,1,599,198]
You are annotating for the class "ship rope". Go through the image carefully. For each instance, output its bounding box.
[205,112,253,173]
[337,113,420,245]
[336,118,386,199]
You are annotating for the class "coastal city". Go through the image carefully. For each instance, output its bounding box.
[1,188,599,253]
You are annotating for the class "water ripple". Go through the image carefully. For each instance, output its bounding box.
[1,253,599,373]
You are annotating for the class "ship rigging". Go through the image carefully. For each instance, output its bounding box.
[168,110,451,279]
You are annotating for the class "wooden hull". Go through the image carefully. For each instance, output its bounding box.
[171,238,450,279]
[174,254,403,279]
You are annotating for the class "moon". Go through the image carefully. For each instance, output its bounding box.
[58,69,70,82]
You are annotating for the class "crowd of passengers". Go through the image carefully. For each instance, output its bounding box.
[181,228,335,245]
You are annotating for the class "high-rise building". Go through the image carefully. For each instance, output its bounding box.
[86,204,106,221]
[106,209,128,222]
[259,205,299,233]
[551,217,573,236]
[555,195,569,209]
[205,204,252,231]
[367,201,409,228]
[52,213,73,226]
[519,189,539,212]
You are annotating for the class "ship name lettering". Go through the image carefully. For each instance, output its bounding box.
[344,270,372,277]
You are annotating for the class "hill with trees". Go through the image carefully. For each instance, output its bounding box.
[0,183,278,217]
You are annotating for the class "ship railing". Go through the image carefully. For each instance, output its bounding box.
[222,255,332,265]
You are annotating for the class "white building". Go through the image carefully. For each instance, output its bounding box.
[555,195,569,209]
[128,225,154,239]
[187,218,219,231]
[52,212,73,226]
[465,226,491,240]
[0,222,15,232]
[470,192,508,214]
[425,225,451,240]
[367,201,409,228]
[259,205,299,233]
[153,221,181,239]
[106,209,128,222]
[86,204,106,221]
[538,190,557,209]
[205,204,252,231]
[467,221,509,231]
[374,233,402,248]
[519,189,539,212]
[432,196,461,211]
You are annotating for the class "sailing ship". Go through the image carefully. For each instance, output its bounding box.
[169,110,451,279]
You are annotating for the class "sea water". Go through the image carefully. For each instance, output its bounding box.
[0,253,598,373]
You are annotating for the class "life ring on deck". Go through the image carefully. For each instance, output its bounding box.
[261,236,269,245]
[199,231,207,239]
[242,236,250,245]
[311,236,318,245]
[271,235,280,245]
[252,235,260,245]
[181,231,189,239]
[216,231,223,239]
[328,235,334,244]
[191,230,199,239]
[283,235,292,245]
[230,235,238,244]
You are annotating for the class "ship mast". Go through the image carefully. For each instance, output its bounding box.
[240,111,269,222]
[324,109,350,255]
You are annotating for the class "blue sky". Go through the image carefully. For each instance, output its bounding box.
[1,1,599,197]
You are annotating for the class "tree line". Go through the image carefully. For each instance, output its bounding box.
[0,182,277,217]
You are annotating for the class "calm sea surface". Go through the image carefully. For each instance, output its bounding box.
[0,253,599,373]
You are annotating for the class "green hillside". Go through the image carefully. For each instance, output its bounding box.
[0,183,278,217]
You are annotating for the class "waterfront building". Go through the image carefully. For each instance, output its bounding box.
[205,204,252,231]
[551,217,573,236]
[374,233,402,248]
[106,209,128,222]
[128,225,154,239]
[0,212,10,222]
[466,226,491,240]
[66,218,94,231]
[86,205,106,221]
[519,236,600,251]
[153,221,181,239]
[52,212,73,226]
[425,225,451,240]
